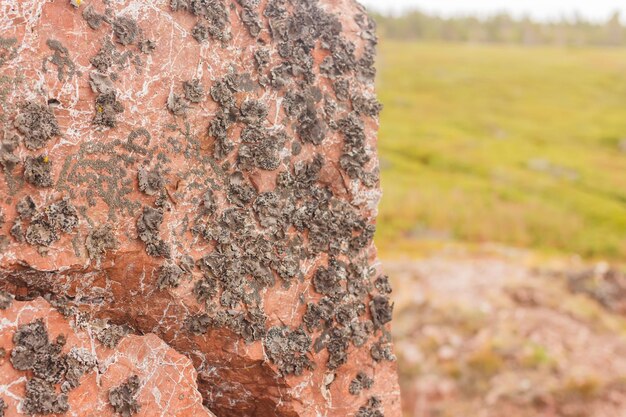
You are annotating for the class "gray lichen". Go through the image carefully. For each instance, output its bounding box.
[23,378,69,415]
[10,222,24,242]
[16,196,36,219]
[46,198,80,233]
[193,277,218,305]
[82,5,105,30]
[24,155,53,188]
[0,134,20,173]
[23,198,78,247]
[44,39,76,82]
[0,290,12,309]
[192,22,211,43]
[326,327,349,369]
[236,0,262,37]
[356,397,384,417]
[167,92,189,116]
[227,172,256,206]
[338,113,371,180]
[263,326,313,376]
[349,371,374,395]
[90,40,117,72]
[312,261,346,297]
[64,348,97,390]
[138,39,156,54]
[86,224,118,260]
[185,313,212,335]
[137,206,170,258]
[238,126,285,171]
[333,78,350,101]
[254,48,270,69]
[10,321,44,369]
[352,94,383,117]
[113,17,140,46]
[183,79,205,103]
[138,166,166,196]
[171,0,231,42]
[89,72,115,94]
[374,275,392,295]
[10,319,96,415]
[0,37,18,67]
[369,296,393,328]
[303,299,333,332]
[156,263,184,289]
[370,337,396,363]
[109,375,141,417]
[94,91,124,128]
[94,320,130,349]
[14,102,60,150]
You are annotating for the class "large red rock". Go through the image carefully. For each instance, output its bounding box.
[0,1,400,416]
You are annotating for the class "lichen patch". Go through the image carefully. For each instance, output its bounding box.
[14,102,60,150]
[109,375,141,417]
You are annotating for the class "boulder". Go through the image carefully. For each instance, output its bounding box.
[0,1,400,416]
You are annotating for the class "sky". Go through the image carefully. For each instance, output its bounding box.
[360,0,626,22]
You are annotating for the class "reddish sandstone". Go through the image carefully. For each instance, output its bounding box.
[0,297,214,417]
[0,1,401,416]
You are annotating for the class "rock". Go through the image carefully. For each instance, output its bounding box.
[568,265,626,315]
[0,297,214,417]
[0,1,400,416]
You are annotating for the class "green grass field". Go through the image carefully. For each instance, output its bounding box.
[375,42,626,259]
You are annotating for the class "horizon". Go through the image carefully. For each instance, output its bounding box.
[360,0,626,23]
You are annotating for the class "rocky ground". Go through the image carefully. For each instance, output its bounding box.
[386,248,626,417]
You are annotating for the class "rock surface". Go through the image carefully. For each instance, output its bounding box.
[0,1,400,416]
[0,297,214,417]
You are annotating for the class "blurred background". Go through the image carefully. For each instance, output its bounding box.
[361,1,626,416]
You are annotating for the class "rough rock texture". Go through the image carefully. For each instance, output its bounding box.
[0,297,214,417]
[0,1,400,416]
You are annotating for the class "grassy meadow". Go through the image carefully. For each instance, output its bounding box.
[374,42,626,259]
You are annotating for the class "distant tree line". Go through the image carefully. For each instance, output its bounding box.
[371,10,625,46]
